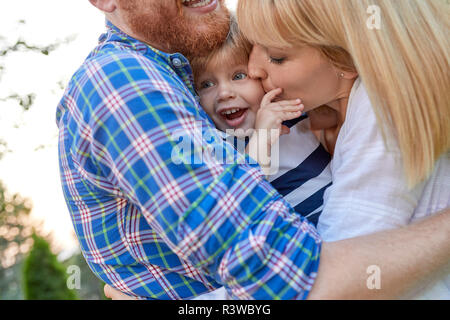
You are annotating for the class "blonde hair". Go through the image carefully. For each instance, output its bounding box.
[190,15,252,88]
[238,0,450,186]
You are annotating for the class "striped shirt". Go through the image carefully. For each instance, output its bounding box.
[269,117,332,226]
[56,21,322,300]
[229,116,332,226]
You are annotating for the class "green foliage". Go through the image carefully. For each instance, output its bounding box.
[0,20,86,300]
[0,180,34,299]
[0,93,36,110]
[0,180,105,300]
[0,20,74,111]
[0,39,59,57]
[0,181,33,268]
[0,139,8,160]
[22,234,78,300]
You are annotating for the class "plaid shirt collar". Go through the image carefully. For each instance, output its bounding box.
[100,20,197,97]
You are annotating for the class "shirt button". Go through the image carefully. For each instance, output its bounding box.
[172,58,183,68]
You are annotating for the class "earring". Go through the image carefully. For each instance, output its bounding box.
[340,73,345,78]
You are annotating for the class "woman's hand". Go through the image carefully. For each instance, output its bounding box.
[104,284,138,300]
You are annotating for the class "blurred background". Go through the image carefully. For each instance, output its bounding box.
[0,0,238,300]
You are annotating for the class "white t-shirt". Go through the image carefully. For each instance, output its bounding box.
[317,78,450,299]
[267,116,332,225]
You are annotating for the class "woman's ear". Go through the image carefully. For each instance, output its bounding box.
[88,0,117,13]
[337,69,359,80]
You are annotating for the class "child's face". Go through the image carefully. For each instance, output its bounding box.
[196,61,265,134]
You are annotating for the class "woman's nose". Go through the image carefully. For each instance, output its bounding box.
[248,45,268,81]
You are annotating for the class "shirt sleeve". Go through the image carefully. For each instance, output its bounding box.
[75,53,322,300]
[317,83,425,241]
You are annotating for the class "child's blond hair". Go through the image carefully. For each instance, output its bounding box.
[190,15,252,89]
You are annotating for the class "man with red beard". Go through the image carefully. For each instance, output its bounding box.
[57,0,450,300]
[100,0,230,59]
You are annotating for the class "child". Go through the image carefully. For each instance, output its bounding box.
[191,17,333,226]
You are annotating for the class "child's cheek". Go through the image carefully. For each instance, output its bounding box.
[199,95,214,118]
[247,108,258,129]
[251,100,263,114]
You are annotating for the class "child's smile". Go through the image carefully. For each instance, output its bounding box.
[218,106,249,128]
[196,63,265,133]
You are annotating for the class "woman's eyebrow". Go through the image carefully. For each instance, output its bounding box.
[262,45,288,54]
[260,45,269,52]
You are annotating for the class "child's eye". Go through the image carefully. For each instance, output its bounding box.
[199,80,215,90]
[233,72,247,81]
[269,57,286,65]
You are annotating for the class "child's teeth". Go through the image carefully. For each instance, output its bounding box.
[222,109,241,116]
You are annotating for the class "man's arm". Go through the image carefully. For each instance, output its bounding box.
[308,208,450,299]
[103,208,450,300]
[79,52,321,299]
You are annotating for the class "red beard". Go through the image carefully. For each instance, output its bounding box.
[117,0,230,59]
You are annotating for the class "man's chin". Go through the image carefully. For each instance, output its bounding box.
[181,11,230,58]
[122,0,230,57]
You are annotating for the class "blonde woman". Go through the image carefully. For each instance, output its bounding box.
[238,0,449,299]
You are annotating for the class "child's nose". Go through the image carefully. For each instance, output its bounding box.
[216,83,236,103]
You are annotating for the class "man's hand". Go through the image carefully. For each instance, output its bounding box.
[104,284,137,300]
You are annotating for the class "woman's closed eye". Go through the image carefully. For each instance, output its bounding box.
[269,56,286,65]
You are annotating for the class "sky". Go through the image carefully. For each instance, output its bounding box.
[0,0,238,254]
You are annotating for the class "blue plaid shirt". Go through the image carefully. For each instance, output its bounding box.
[56,22,322,300]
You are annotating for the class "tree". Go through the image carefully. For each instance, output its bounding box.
[22,234,78,300]
[0,20,69,111]
[0,181,33,268]
[0,20,93,300]
[0,181,34,299]
[0,20,74,299]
